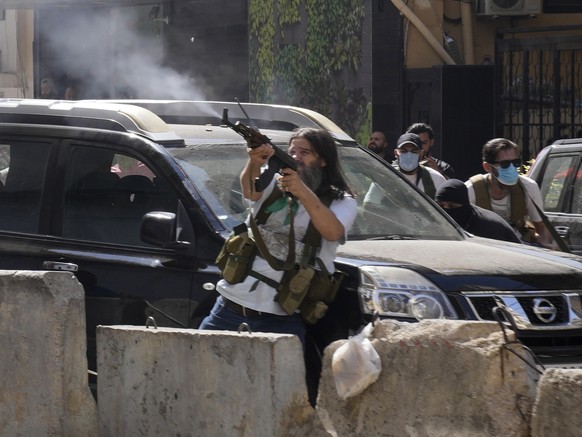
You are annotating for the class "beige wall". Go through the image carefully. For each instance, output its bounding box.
[0,9,34,98]
[401,0,582,68]
[3,3,581,98]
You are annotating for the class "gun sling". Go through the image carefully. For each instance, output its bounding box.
[470,174,569,251]
[250,187,333,264]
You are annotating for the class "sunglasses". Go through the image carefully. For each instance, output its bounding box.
[490,159,522,169]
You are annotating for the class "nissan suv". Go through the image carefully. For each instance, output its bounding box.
[1,98,582,384]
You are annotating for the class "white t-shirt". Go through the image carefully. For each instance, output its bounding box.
[465,174,544,224]
[401,166,447,194]
[217,179,358,315]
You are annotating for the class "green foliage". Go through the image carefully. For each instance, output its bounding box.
[278,0,301,27]
[519,159,535,175]
[272,44,305,103]
[355,101,373,146]
[249,0,369,139]
[304,0,363,73]
[544,178,563,211]
[249,0,276,101]
[329,85,369,140]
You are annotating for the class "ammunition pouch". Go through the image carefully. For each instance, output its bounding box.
[217,189,342,321]
[276,261,346,324]
[216,224,257,284]
[276,265,315,315]
[299,269,346,324]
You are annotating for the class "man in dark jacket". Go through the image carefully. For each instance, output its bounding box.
[406,122,454,179]
[435,179,521,244]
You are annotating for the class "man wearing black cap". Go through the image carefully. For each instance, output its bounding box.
[393,132,446,199]
[435,179,522,243]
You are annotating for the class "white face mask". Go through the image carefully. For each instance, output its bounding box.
[398,151,420,172]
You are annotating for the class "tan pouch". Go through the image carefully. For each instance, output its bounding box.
[276,266,315,315]
[216,231,257,284]
[299,270,347,324]
[300,299,329,325]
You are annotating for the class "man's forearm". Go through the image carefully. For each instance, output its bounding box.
[296,188,344,242]
[241,144,275,201]
[240,160,263,200]
[534,221,557,248]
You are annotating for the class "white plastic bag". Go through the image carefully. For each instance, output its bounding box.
[331,322,382,400]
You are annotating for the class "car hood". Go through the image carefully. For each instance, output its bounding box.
[337,238,582,280]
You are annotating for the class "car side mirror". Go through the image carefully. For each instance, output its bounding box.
[141,211,191,250]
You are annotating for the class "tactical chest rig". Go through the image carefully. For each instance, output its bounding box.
[469,174,536,242]
[216,187,345,324]
[393,164,436,199]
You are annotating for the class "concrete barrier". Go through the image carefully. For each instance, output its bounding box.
[0,270,97,437]
[96,325,328,437]
[2,269,579,436]
[531,368,582,437]
[316,320,537,437]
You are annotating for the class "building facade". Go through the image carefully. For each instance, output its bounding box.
[0,0,580,179]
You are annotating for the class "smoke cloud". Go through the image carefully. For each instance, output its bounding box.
[40,6,211,100]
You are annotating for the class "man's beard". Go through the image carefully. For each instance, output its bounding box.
[299,160,323,192]
[369,144,382,154]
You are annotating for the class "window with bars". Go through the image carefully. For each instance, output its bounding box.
[496,30,582,161]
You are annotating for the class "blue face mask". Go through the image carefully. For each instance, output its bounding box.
[496,164,519,186]
[398,151,420,172]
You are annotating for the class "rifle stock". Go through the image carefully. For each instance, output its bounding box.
[222,108,297,192]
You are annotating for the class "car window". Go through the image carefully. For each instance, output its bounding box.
[538,155,576,212]
[340,148,460,240]
[171,142,462,241]
[62,145,178,246]
[170,142,248,230]
[0,140,51,233]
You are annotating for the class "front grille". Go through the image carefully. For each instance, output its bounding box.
[464,292,580,327]
[517,295,568,325]
[469,296,499,320]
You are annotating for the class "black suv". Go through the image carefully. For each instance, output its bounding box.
[1,99,582,379]
[528,139,582,256]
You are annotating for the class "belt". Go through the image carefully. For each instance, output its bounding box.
[223,297,264,318]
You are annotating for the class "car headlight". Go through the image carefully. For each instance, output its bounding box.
[358,266,458,320]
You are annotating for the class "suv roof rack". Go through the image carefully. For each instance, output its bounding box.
[98,99,356,143]
[553,138,582,146]
[0,99,185,146]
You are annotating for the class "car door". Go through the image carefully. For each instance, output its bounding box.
[0,135,58,263]
[59,137,225,363]
[0,128,219,372]
[535,151,582,255]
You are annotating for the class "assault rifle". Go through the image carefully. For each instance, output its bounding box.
[222,107,297,192]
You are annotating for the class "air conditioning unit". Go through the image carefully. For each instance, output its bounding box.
[476,0,542,16]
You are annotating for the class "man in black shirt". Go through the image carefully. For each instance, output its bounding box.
[367,131,393,163]
[406,122,454,179]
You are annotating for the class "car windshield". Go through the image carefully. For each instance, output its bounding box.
[169,141,462,241]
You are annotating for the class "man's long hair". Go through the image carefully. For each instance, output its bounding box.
[289,128,354,199]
